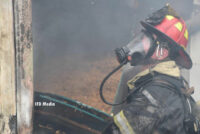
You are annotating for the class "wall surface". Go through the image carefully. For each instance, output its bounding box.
[190,31,200,101]
[0,1,16,133]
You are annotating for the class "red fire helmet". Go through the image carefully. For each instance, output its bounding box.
[141,15,192,69]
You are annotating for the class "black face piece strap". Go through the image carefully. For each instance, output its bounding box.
[143,30,157,59]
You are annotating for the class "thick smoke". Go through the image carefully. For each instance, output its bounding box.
[32,0,195,107]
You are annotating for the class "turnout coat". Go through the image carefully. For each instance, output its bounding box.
[111,61,199,134]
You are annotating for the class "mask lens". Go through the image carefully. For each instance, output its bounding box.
[127,31,154,65]
[115,31,155,66]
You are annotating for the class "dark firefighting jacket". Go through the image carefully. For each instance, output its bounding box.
[112,61,200,134]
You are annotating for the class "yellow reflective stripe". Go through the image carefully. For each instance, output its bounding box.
[180,44,186,50]
[120,111,135,134]
[194,123,198,132]
[114,114,125,134]
[197,100,200,106]
[166,15,174,20]
[142,90,158,106]
[184,29,188,40]
[114,111,135,134]
[175,22,183,31]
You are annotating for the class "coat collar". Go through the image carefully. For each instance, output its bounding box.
[127,61,180,89]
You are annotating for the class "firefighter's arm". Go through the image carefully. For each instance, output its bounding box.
[103,88,154,134]
[112,85,185,134]
[113,89,160,134]
[112,65,143,114]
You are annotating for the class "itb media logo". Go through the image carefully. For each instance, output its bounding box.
[35,101,55,107]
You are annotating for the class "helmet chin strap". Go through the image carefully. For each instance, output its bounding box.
[156,44,163,58]
[153,39,169,60]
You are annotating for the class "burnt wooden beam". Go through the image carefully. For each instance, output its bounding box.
[0,0,34,133]
[13,0,34,134]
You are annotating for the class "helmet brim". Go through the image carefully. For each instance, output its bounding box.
[140,21,192,69]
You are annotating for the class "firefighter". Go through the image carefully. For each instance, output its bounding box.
[104,5,200,134]
[112,0,197,115]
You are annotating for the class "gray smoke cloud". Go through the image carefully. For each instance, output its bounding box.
[32,0,194,92]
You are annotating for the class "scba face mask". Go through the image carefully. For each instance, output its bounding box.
[100,30,157,106]
[115,30,157,66]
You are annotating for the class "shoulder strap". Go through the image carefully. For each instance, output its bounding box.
[128,73,200,134]
[151,77,189,112]
[151,77,200,134]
